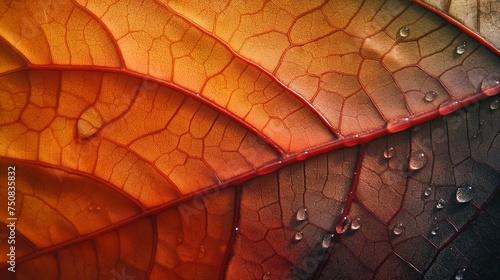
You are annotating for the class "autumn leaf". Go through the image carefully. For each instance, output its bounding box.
[0,0,499,279]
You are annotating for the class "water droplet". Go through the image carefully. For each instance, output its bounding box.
[383,147,395,159]
[350,218,361,231]
[398,26,410,38]
[473,130,481,139]
[456,183,474,203]
[392,223,404,236]
[454,268,466,280]
[338,217,350,234]
[435,198,445,209]
[88,202,101,211]
[480,119,485,125]
[77,107,102,139]
[423,186,432,197]
[296,206,307,221]
[409,150,428,170]
[321,234,333,249]
[455,41,467,55]
[262,271,271,280]
[430,227,438,236]
[200,244,206,253]
[490,100,499,110]
[294,231,303,241]
[235,227,239,234]
[481,73,500,96]
[424,91,437,102]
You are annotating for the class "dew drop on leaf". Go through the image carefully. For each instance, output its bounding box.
[392,223,404,236]
[456,183,475,203]
[455,268,466,280]
[398,26,410,38]
[383,147,395,159]
[430,227,438,236]
[473,130,481,139]
[296,206,307,221]
[455,41,467,55]
[435,198,446,209]
[77,107,102,139]
[490,100,499,110]
[423,186,432,197]
[409,150,428,170]
[424,91,437,102]
[350,218,361,231]
[262,271,271,280]
[321,234,333,249]
[481,73,500,96]
[294,231,303,241]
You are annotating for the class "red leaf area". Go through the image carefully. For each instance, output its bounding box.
[0,0,499,279]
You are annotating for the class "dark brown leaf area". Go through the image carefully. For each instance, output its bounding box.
[229,99,500,279]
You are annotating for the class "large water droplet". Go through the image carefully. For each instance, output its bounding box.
[424,91,437,102]
[392,223,404,236]
[321,234,333,249]
[409,151,428,170]
[398,26,410,38]
[296,206,307,221]
[430,227,438,236]
[435,198,445,209]
[455,41,467,55]
[490,100,499,110]
[262,271,271,280]
[294,231,303,241]
[383,147,395,159]
[78,107,102,139]
[481,73,500,96]
[423,186,432,197]
[456,183,474,203]
[454,268,466,280]
[350,218,361,231]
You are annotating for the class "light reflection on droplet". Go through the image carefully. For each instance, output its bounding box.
[455,41,467,55]
[423,186,432,197]
[456,183,474,203]
[409,150,428,170]
[322,234,333,249]
[435,198,445,209]
[430,227,438,236]
[398,26,410,38]
[350,218,361,231]
[424,91,437,102]
[296,206,307,221]
[383,147,395,159]
[481,73,500,96]
[294,231,303,241]
[392,223,404,236]
[490,100,499,110]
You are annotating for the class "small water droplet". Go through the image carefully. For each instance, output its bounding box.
[473,129,481,139]
[235,227,239,234]
[77,107,102,139]
[88,202,101,211]
[456,183,474,203]
[435,198,445,209]
[296,206,307,221]
[454,268,466,280]
[338,217,350,234]
[200,244,206,253]
[423,186,432,197]
[398,26,410,38]
[350,218,361,231]
[294,231,303,241]
[321,234,333,249]
[392,223,404,236]
[490,100,499,110]
[481,73,500,96]
[430,227,438,236]
[409,150,428,170]
[383,147,395,159]
[455,41,467,55]
[262,271,271,280]
[480,119,485,125]
[424,91,437,102]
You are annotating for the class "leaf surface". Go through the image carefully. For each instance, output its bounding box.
[0,0,499,279]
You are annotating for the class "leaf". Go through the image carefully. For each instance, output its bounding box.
[0,0,499,279]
